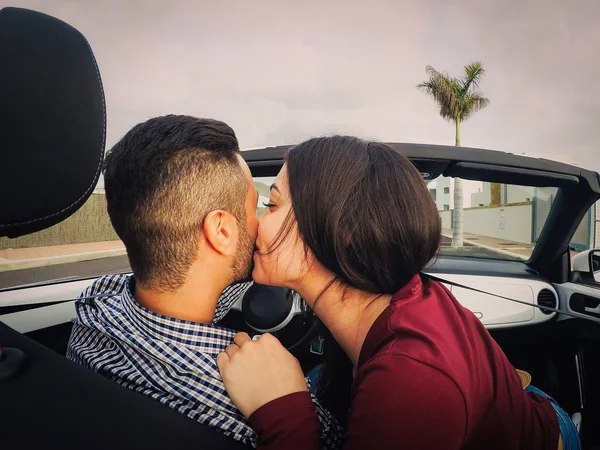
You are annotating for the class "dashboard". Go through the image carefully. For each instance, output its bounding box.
[0,257,563,334]
[430,273,557,329]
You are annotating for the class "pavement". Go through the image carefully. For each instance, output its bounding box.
[0,255,131,290]
[0,241,128,289]
[441,230,533,260]
[0,241,126,272]
[439,235,515,260]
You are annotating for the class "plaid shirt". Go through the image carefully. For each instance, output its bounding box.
[67,274,343,448]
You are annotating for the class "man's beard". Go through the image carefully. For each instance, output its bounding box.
[212,220,256,324]
[231,221,255,283]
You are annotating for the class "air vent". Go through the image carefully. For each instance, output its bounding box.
[537,289,557,315]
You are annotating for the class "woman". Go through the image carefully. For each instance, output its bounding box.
[216,136,579,449]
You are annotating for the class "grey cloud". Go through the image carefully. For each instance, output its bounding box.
[11,0,600,173]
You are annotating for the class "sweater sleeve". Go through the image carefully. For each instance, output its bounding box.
[249,391,321,450]
[249,354,467,450]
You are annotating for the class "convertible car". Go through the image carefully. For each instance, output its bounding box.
[1,7,600,450]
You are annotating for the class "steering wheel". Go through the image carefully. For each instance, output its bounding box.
[241,283,322,356]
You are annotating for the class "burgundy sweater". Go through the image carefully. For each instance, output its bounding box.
[249,275,559,449]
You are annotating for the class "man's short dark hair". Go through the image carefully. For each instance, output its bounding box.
[104,115,247,292]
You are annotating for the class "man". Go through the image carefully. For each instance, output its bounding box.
[67,115,341,448]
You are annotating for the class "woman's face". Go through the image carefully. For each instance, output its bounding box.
[252,165,310,288]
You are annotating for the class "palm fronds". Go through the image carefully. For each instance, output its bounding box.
[417,62,490,123]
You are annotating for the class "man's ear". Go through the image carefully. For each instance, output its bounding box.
[203,210,238,256]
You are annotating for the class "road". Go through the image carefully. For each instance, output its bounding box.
[0,255,131,290]
[439,235,515,259]
[0,238,509,290]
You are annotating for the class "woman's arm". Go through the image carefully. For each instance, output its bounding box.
[248,383,345,449]
[218,333,466,449]
[249,391,321,450]
[247,353,467,450]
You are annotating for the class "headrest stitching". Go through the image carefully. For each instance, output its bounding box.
[0,30,106,229]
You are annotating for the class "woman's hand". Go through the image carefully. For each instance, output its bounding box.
[216,332,308,418]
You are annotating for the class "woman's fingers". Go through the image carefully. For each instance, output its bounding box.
[217,333,257,375]
[216,332,308,418]
[216,351,229,369]
[217,333,256,373]
[225,343,240,359]
[234,332,252,347]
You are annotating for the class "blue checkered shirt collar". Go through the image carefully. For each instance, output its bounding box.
[119,276,237,355]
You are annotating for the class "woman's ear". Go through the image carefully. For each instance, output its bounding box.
[203,210,238,256]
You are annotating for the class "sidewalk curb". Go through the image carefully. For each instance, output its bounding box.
[441,233,528,260]
[0,248,127,272]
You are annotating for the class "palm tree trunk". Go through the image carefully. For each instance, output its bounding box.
[452,118,464,248]
[455,119,461,147]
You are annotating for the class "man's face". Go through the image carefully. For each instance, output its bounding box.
[231,154,259,282]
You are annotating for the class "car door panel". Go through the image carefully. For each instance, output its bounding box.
[555,283,600,322]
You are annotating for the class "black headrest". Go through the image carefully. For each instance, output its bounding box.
[0,7,105,238]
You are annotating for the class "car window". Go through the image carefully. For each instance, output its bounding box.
[254,177,276,217]
[568,199,598,268]
[0,186,131,290]
[253,175,597,263]
[0,175,595,290]
[0,177,275,290]
[433,176,597,261]
[430,176,556,261]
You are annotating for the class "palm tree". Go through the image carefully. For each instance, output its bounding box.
[417,62,490,248]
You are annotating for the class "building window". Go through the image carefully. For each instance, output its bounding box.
[429,189,437,201]
[443,204,450,210]
[444,187,450,194]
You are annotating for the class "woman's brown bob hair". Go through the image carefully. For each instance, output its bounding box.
[271,136,441,295]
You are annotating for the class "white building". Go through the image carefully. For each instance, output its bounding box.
[428,177,453,211]
[471,183,491,207]
[471,183,535,207]
[469,153,581,208]
[504,185,535,204]
[429,177,481,211]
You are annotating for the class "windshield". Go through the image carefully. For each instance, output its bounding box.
[431,176,554,261]
[255,175,596,262]
[0,172,596,290]
[425,175,594,261]
[0,187,129,290]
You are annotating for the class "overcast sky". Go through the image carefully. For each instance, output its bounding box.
[11,0,600,174]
